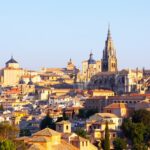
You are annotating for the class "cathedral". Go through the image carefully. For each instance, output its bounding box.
[77,26,118,83]
[77,27,145,94]
[102,26,118,72]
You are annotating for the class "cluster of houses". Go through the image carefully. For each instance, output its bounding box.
[0,56,150,149]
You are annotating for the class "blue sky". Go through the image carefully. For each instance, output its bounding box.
[0,0,150,70]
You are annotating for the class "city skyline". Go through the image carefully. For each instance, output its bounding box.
[0,0,150,70]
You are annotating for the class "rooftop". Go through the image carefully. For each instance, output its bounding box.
[6,56,18,64]
[95,113,119,118]
[104,103,128,109]
[56,120,71,125]
[33,128,61,137]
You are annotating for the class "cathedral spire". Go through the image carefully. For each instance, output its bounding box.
[102,26,118,72]
[107,23,111,40]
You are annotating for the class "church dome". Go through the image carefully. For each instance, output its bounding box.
[88,52,96,64]
[19,78,25,84]
[6,56,18,64]
[5,56,20,69]
[28,79,34,85]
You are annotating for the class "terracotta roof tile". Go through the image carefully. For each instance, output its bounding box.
[33,128,61,137]
[104,103,127,109]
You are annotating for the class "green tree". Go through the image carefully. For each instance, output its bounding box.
[78,108,98,119]
[104,121,110,150]
[113,137,127,150]
[75,128,88,139]
[130,123,145,144]
[0,122,19,140]
[19,129,31,137]
[55,111,69,123]
[121,118,147,148]
[40,113,55,130]
[63,111,69,120]
[78,109,86,118]
[132,143,148,150]
[144,126,150,147]
[0,139,16,150]
[86,109,98,118]
[132,109,150,126]
[15,140,28,150]
[121,118,133,138]
[132,109,150,147]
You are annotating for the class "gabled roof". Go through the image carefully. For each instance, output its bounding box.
[73,136,88,142]
[97,113,118,118]
[104,103,127,109]
[29,136,50,142]
[28,143,45,150]
[52,139,79,150]
[90,112,119,119]
[56,120,71,125]
[32,128,61,137]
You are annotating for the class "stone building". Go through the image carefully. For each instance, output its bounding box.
[56,120,71,133]
[103,103,129,117]
[84,95,149,112]
[77,52,101,83]
[0,56,25,86]
[89,69,143,94]
[102,26,117,72]
[77,26,118,86]
[16,128,79,150]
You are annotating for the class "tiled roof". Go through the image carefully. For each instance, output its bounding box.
[16,129,80,150]
[56,120,71,125]
[15,136,29,141]
[28,143,45,150]
[73,136,88,142]
[51,139,79,150]
[104,103,127,109]
[33,128,61,137]
[96,113,118,118]
[29,136,50,142]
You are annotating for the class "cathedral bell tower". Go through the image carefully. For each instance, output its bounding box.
[102,26,118,72]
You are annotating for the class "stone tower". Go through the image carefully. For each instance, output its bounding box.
[102,26,118,72]
[56,121,71,133]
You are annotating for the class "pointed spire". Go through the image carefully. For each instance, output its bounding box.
[90,49,93,56]
[89,51,93,59]
[107,23,111,40]
[102,25,118,72]
[69,58,72,63]
[88,50,96,64]
[11,53,14,60]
